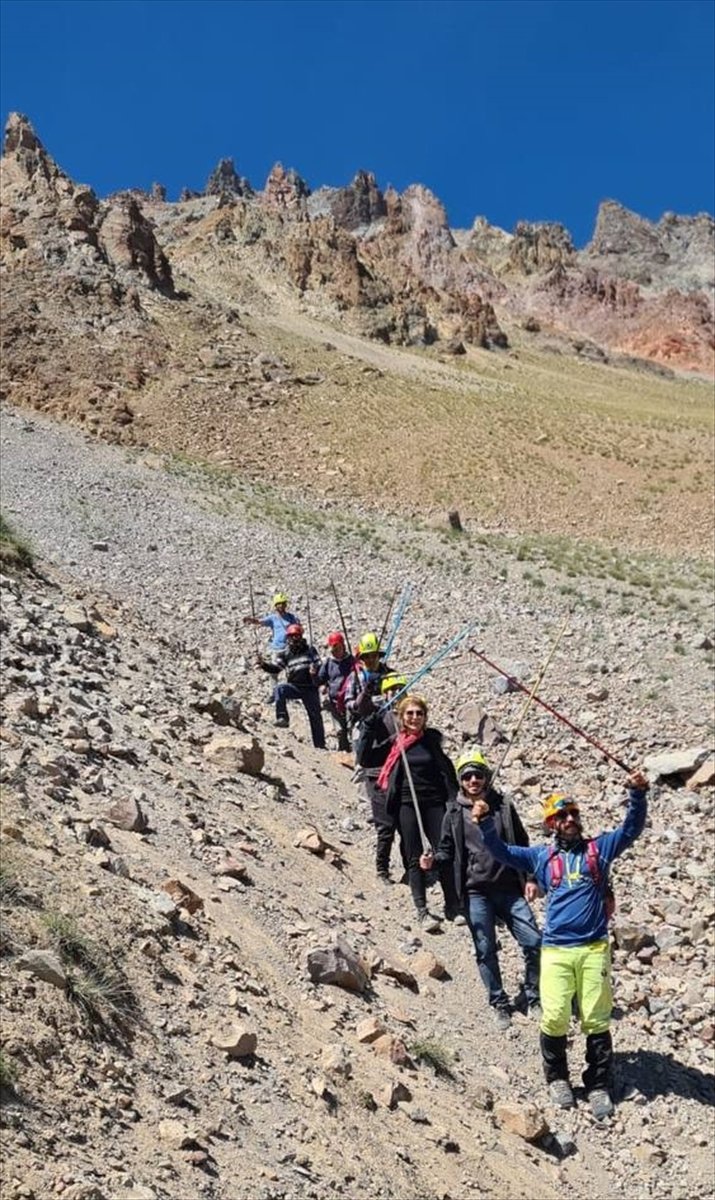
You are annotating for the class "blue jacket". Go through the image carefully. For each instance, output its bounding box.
[480,787,647,947]
[260,610,299,652]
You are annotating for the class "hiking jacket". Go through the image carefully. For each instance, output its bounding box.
[480,786,648,947]
[260,640,320,690]
[354,706,398,770]
[260,610,299,652]
[434,788,529,903]
[383,728,458,819]
[317,654,355,702]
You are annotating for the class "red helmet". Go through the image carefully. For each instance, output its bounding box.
[286,623,303,638]
[327,631,344,647]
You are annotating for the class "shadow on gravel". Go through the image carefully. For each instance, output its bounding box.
[615,1048,715,1106]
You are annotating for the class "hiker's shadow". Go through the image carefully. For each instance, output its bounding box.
[614,1048,715,1107]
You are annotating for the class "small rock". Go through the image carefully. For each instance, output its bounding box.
[411,950,449,980]
[211,1024,258,1059]
[17,950,67,989]
[687,756,715,789]
[643,748,709,780]
[91,541,109,552]
[371,1034,415,1068]
[356,1016,387,1044]
[106,796,147,832]
[494,1101,549,1141]
[204,733,264,776]
[161,879,203,915]
[306,937,369,993]
[373,1080,412,1109]
[62,604,92,632]
[158,1119,193,1149]
[320,1044,352,1078]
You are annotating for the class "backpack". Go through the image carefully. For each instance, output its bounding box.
[547,841,616,922]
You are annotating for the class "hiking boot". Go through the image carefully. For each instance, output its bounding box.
[274,715,289,728]
[444,907,466,926]
[492,1007,512,1032]
[528,1001,543,1021]
[376,871,393,885]
[415,908,441,934]
[588,1088,614,1121]
[548,1079,575,1109]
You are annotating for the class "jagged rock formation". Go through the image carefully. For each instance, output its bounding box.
[204,156,253,198]
[583,200,715,293]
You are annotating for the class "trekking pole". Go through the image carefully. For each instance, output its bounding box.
[468,645,630,773]
[384,621,479,710]
[329,579,362,684]
[383,582,412,662]
[489,612,570,790]
[377,585,399,652]
[399,740,432,855]
[304,577,314,647]
[248,578,260,657]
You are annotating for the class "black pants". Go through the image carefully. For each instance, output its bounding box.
[398,801,458,912]
[540,1030,613,1091]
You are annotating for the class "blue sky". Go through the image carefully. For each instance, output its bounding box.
[1,0,713,244]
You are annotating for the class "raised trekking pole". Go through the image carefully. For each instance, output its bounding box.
[383,582,412,662]
[248,578,260,657]
[329,579,362,685]
[468,645,630,773]
[489,612,570,790]
[304,577,314,648]
[384,621,479,710]
[378,585,399,652]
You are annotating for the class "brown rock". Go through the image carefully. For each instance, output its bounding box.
[203,733,264,776]
[158,1118,193,1149]
[211,1024,257,1059]
[161,879,204,915]
[687,756,715,789]
[371,1034,415,1068]
[294,828,327,855]
[306,938,370,993]
[494,1101,549,1141]
[356,1016,387,1044]
[373,1080,413,1109]
[411,950,449,980]
[18,950,67,989]
[371,956,419,992]
[106,795,147,832]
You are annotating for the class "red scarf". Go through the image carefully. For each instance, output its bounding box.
[377,731,422,791]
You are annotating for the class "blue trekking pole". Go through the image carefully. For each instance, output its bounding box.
[383,621,479,709]
[383,583,412,662]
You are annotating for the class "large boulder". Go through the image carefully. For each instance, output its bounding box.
[306,937,369,993]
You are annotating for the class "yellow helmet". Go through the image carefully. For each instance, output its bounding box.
[455,748,490,778]
[358,631,380,656]
[542,794,579,823]
[272,592,289,606]
[380,673,407,695]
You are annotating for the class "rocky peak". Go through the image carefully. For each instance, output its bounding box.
[506,221,575,275]
[582,201,715,293]
[263,162,310,213]
[204,157,253,198]
[587,200,662,261]
[316,169,387,231]
[2,111,70,189]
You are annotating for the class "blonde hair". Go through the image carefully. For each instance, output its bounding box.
[396,693,428,725]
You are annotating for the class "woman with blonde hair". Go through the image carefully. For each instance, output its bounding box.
[378,694,459,931]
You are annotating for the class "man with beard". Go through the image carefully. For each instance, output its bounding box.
[472,769,648,1120]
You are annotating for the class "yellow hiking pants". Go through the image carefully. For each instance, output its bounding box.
[540,940,612,1037]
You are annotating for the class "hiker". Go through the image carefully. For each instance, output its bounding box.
[378,693,460,931]
[317,632,354,752]
[257,623,326,749]
[353,673,408,883]
[344,631,391,731]
[244,592,299,658]
[420,749,541,1031]
[472,769,649,1119]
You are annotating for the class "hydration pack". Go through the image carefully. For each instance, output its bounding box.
[547,840,616,923]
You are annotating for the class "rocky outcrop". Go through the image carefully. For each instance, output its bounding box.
[99,199,174,294]
[204,157,253,198]
[262,162,310,214]
[582,200,715,294]
[310,169,387,230]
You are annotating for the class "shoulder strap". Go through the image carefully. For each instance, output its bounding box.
[585,839,602,886]
[547,847,563,888]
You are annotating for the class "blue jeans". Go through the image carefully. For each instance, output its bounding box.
[467,888,541,1010]
[273,684,326,749]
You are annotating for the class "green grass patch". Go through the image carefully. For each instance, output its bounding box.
[409,1037,456,1079]
[0,512,33,571]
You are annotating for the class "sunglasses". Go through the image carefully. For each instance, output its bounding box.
[461,770,487,782]
[403,709,426,718]
[552,805,580,820]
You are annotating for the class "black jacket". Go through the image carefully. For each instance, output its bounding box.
[384,728,458,819]
[354,707,398,770]
[434,787,529,903]
[260,640,320,689]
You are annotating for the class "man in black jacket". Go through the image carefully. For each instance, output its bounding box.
[353,673,406,882]
[258,624,326,749]
[421,748,541,1030]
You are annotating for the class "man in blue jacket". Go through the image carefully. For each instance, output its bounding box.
[244,592,299,658]
[472,768,648,1119]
